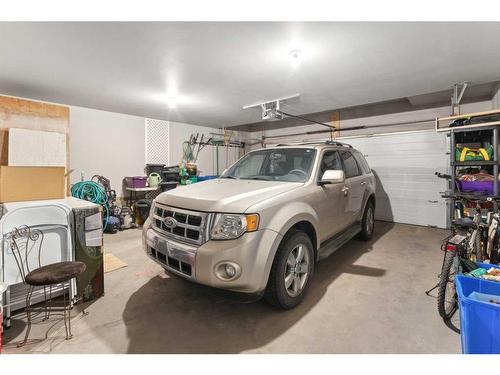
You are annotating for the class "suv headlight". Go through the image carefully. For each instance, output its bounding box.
[149,200,156,218]
[210,213,259,240]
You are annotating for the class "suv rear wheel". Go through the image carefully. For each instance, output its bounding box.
[358,201,375,241]
[264,230,314,309]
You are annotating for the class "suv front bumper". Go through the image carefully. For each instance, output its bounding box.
[142,218,283,293]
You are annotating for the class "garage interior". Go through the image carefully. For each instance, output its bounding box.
[1,21,500,354]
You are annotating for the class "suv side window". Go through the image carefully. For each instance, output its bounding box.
[319,150,342,178]
[353,151,371,175]
[339,150,361,178]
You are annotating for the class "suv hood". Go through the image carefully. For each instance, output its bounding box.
[156,178,301,213]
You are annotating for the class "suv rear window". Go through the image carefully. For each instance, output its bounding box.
[339,150,361,178]
[353,151,371,175]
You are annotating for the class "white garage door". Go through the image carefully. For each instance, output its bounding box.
[345,131,449,228]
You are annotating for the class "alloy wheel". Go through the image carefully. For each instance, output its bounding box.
[284,243,310,297]
[366,207,374,235]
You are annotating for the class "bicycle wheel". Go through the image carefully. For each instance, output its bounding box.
[474,228,483,262]
[491,238,500,265]
[492,247,500,265]
[437,251,458,320]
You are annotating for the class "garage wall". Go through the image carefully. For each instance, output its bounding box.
[70,105,146,196]
[492,85,500,109]
[251,101,492,147]
[1,95,251,197]
[169,121,248,176]
[72,115,250,195]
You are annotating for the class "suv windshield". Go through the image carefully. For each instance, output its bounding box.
[221,148,316,182]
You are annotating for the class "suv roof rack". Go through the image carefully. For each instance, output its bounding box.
[276,140,353,148]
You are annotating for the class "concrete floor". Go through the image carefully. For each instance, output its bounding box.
[3,221,461,353]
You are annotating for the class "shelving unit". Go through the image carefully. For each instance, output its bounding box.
[436,111,500,223]
[448,126,499,197]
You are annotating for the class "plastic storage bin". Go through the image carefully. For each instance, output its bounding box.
[455,275,500,354]
[124,176,147,188]
[458,180,494,195]
[0,282,6,354]
[145,164,179,182]
[159,181,177,192]
[135,199,152,225]
[476,262,500,272]
[144,163,165,176]
[197,175,218,182]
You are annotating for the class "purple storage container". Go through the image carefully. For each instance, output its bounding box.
[458,180,494,195]
[125,176,147,188]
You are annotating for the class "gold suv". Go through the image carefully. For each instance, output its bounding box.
[143,142,376,309]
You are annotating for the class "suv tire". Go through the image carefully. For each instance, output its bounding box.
[358,201,375,241]
[264,230,314,309]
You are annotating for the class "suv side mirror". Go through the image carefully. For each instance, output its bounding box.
[319,170,345,186]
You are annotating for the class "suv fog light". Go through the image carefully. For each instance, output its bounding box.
[215,262,241,281]
[225,264,236,278]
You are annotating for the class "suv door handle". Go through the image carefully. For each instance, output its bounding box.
[360,181,366,185]
[341,186,349,196]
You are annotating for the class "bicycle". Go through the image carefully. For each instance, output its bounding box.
[436,192,488,320]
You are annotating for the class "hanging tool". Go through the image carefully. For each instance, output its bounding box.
[194,134,213,163]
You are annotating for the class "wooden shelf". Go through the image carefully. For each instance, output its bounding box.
[435,109,500,132]
[439,109,500,122]
[437,121,500,133]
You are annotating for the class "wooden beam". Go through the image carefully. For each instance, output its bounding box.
[330,112,340,139]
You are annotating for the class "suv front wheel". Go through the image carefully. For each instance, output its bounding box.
[264,230,315,309]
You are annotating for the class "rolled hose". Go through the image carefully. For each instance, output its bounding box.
[71,181,110,229]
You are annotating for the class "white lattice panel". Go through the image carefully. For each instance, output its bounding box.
[145,118,170,164]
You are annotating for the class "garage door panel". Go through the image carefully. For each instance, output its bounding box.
[361,144,443,156]
[346,131,448,228]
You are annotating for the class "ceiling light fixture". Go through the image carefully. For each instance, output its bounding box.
[289,49,302,68]
[166,96,177,109]
[152,88,195,109]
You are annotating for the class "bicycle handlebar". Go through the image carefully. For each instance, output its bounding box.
[435,172,452,180]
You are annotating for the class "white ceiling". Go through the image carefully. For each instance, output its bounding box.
[1,22,500,128]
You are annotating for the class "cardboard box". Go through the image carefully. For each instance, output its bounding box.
[0,129,8,166]
[0,166,65,202]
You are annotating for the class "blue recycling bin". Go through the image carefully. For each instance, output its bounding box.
[476,262,500,272]
[456,275,500,353]
[197,175,218,182]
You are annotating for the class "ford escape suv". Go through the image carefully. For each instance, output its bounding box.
[142,141,376,309]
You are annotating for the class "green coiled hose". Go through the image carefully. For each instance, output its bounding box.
[71,181,110,229]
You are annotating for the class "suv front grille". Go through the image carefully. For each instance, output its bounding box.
[152,203,208,245]
[150,247,192,277]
